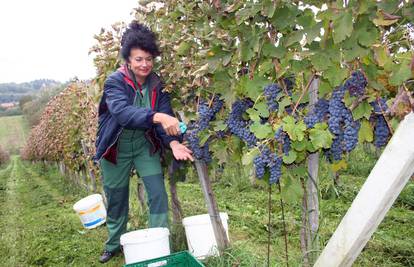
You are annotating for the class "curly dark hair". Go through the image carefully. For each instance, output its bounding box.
[120,21,161,61]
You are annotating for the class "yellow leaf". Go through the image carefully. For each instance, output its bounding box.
[373,18,398,26]
[331,159,347,172]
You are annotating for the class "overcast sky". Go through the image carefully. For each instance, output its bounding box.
[0,0,137,83]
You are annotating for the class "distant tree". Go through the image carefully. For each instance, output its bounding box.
[19,95,34,110]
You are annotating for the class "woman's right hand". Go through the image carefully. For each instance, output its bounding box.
[153,113,180,136]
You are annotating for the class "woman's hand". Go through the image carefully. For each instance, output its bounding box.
[153,113,180,136]
[170,141,194,161]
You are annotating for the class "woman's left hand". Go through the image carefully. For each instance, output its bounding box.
[170,141,194,161]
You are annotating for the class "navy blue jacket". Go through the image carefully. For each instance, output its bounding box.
[94,65,179,163]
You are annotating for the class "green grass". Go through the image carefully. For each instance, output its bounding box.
[0,146,412,266]
[0,115,29,154]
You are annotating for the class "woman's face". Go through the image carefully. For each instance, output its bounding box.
[128,48,153,83]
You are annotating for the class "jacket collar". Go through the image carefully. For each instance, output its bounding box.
[117,64,161,92]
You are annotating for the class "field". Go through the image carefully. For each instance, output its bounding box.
[0,115,29,154]
[0,149,413,266]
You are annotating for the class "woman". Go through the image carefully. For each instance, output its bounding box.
[94,21,193,263]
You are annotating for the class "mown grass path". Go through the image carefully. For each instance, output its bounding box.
[0,156,124,267]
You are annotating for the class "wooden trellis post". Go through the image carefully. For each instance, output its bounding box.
[302,78,319,265]
[194,160,229,252]
[81,140,97,192]
[314,112,414,267]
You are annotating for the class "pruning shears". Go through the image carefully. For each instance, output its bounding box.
[179,122,187,134]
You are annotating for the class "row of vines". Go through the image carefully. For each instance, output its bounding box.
[22,0,414,265]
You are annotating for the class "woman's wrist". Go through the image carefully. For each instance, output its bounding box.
[152,113,163,123]
[169,140,180,148]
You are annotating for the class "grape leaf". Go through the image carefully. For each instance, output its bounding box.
[282,116,306,141]
[211,141,229,164]
[310,53,332,71]
[283,150,297,164]
[213,120,227,132]
[358,119,373,143]
[277,96,292,117]
[389,61,412,86]
[255,102,270,117]
[281,173,303,205]
[291,140,308,152]
[352,101,372,120]
[250,121,273,139]
[309,123,333,149]
[333,12,353,44]
[373,18,398,26]
[242,147,260,165]
[331,159,348,172]
[324,66,348,87]
[247,108,261,122]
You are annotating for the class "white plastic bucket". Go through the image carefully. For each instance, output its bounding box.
[73,194,106,229]
[120,227,170,264]
[182,212,229,259]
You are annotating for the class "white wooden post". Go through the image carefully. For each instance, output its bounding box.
[314,112,414,267]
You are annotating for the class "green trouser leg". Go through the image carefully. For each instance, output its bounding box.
[141,174,169,228]
[101,158,132,253]
[132,142,169,229]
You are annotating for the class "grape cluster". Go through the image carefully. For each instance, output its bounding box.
[253,145,282,184]
[328,132,344,161]
[186,96,224,162]
[197,95,224,131]
[371,98,387,114]
[326,77,363,160]
[274,128,291,156]
[226,99,257,147]
[343,121,360,152]
[373,116,390,147]
[304,98,329,128]
[370,98,390,148]
[263,83,282,111]
[344,70,367,97]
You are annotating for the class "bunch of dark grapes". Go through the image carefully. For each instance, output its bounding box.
[185,96,224,162]
[253,146,271,179]
[325,71,367,160]
[253,145,283,184]
[371,98,387,114]
[268,154,282,184]
[343,120,360,152]
[328,132,344,161]
[263,84,282,111]
[226,99,257,147]
[344,70,367,97]
[304,98,329,128]
[373,116,389,147]
[197,95,224,131]
[274,128,291,156]
[370,98,390,148]
[328,86,347,135]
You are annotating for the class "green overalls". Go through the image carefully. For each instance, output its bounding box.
[100,82,169,253]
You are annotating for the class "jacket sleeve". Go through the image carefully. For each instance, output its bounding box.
[104,77,155,129]
[155,89,180,147]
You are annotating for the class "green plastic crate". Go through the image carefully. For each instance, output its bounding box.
[124,251,204,267]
